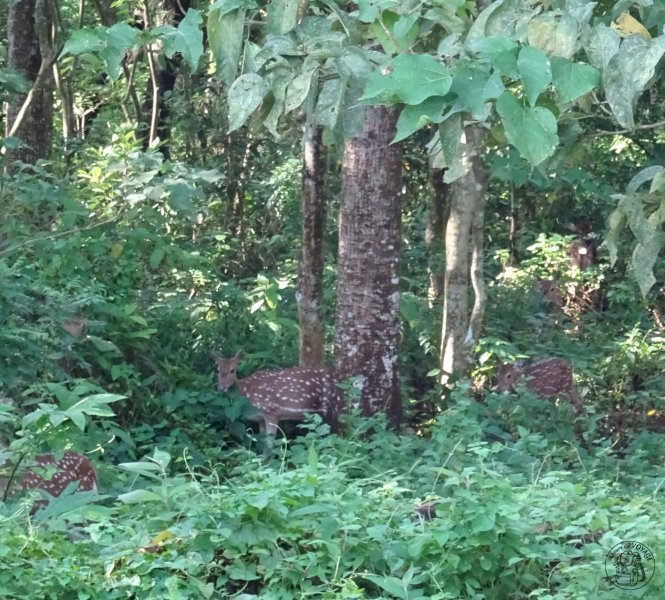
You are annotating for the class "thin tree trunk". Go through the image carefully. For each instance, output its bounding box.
[137,0,190,159]
[425,167,449,307]
[6,0,54,165]
[298,124,326,367]
[335,105,402,426]
[440,125,487,381]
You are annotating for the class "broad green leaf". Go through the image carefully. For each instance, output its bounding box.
[551,57,599,103]
[394,97,446,142]
[168,182,200,214]
[493,47,519,79]
[393,13,420,48]
[527,12,579,58]
[208,7,246,84]
[284,61,317,114]
[208,0,255,17]
[152,9,204,73]
[118,489,163,504]
[424,2,466,34]
[267,0,299,35]
[361,54,452,106]
[496,91,558,165]
[633,233,664,297]
[586,24,620,70]
[228,74,270,132]
[87,336,121,353]
[440,115,464,182]
[150,245,166,269]
[60,29,105,56]
[101,23,139,80]
[517,46,552,107]
[603,35,665,128]
[473,36,517,62]
[369,10,418,55]
[314,78,344,128]
[263,68,292,137]
[357,0,380,23]
[363,574,407,599]
[151,448,172,470]
[66,393,124,417]
[451,63,504,117]
[466,0,508,50]
[627,165,665,194]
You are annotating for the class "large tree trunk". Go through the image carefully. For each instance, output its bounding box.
[298,124,326,367]
[6,0,54,165]
[440,126,488,381]
[334,105,402,426]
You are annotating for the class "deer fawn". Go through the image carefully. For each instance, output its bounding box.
[496,357,584,412]
[212,351,340,437]
[0,398,98,503]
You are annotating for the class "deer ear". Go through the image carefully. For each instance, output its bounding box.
[234,349,244,360]
[211,352,221,362]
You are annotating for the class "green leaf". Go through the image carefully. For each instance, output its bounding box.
[150,245,166,269]
[586,24,620,71]
[361,54,452,106]
[551,57,599,103]
[496,91,558,166]
[284,62,317,114]
[493,47,519,80]
[314,78,344,129]
[267,0,300,35]
[152,9,204,73]
[451,63,504,117]
[208,0,255,17]
[363,574,407,599]
[440,115,464,182]
[168,182,200,214]
[527,12,579,59]
[603,35,665,129]
[369,10,418,55]
[394,97,446,142]
[517,46,552,107]
[118,489,163,504]
[208,8,246,84]
[60,29,105,56]
[228,74,270,132]
[101,23,140,80]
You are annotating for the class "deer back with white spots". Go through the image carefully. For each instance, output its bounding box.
[0,397,98,502]
[213,351,339,436]
[496,357,584,412]
[18,451,98,498]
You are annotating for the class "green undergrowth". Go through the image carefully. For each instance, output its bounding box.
[1,400,663,599]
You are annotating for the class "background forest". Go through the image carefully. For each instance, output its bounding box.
[1,0,665,598]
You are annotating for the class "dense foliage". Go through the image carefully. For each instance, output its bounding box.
[1,0,665,598]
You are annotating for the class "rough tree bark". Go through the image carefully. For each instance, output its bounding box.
[335,105,402,426]
[425,166,449,307]
[440,125,488,381]
[298,124,326,367]
[6,0,54,165]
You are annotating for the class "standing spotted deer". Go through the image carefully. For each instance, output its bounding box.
[496,357,584,412]
[212,351,340,437]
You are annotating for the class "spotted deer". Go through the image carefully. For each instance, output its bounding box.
[0,398,98,502]
[212,351,340,437]
[496,357,584,412]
